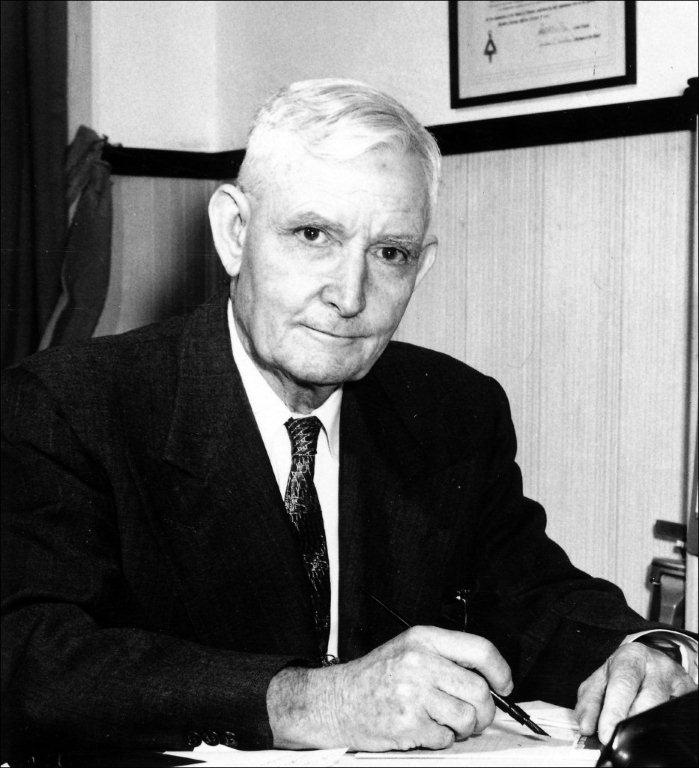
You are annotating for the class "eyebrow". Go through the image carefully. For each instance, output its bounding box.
[283,210,422,250]
[284,211,348,237]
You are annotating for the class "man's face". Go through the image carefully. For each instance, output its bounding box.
[229,141,435,405]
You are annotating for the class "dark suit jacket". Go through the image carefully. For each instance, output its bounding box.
[1,290,649,755]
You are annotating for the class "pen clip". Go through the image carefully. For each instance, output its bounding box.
[453,587,472,630]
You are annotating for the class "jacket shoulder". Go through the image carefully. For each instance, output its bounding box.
[360,340,509,450]
[10,305,195,375]
[374,340,502,405]
[352,341,512,472]
[1,312,189,426]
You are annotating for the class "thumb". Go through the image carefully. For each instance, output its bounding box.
[575,665,607,737]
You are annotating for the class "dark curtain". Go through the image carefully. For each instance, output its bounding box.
[1,0,67,369]
[39,126,112,350]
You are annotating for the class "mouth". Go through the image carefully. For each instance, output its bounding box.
[304,326,366,341]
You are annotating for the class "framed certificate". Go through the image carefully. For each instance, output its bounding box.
[449,1,636,108]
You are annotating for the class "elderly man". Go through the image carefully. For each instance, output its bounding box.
[1,79,696,759]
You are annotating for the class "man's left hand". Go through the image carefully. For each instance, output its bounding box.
[575,641,697,744]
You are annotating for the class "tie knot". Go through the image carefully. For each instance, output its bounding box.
[285,416,322,456]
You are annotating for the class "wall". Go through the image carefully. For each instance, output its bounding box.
[69,0,218,149]
[69,1,698,150]
[93,177,222,337]
[214,0,699,148]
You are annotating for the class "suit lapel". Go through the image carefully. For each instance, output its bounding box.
[338,370,458,660]
[337,388,373,660]
[149,292,318,656]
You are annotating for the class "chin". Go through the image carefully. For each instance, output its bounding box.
[290,356,369,388]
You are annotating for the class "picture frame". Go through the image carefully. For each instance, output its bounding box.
[449,0,636,109]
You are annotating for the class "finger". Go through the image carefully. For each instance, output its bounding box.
[431,660,496,733]
[628,659,696,716]
[425,690,478,740]
[627,675,673,717]
[418,721,456,751]
[575,665,607,736]
[671,670,698,697]
[411,626,513,695]
[597,649,646,744]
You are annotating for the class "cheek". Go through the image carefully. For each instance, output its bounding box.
[233,271,282,349]
[247,242,317,310]
[238,255,289,317]
[369,277,416,330]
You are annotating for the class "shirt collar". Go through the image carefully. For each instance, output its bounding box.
[227,299,342,458]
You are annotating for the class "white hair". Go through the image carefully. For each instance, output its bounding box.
[237,78,442,224]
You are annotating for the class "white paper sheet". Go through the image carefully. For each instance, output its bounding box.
[352,701,600,766]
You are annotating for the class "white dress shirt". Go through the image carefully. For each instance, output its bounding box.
[228,300,341,659]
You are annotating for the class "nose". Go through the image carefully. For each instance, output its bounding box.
[321,248,368,318]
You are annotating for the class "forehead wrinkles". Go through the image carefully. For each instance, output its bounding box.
[255,148,428,237]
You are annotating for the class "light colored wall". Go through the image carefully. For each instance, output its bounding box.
[71,0,218,150]
[94,177,222,336]
[70,0,698,150]
[214,0,698,148]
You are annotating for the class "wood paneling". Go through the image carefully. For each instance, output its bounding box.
[396,131,694,615]
[94,176,224,337]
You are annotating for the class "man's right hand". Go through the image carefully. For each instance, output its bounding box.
[266,625,513,752]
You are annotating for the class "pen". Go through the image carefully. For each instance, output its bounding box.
[366,590,550,738]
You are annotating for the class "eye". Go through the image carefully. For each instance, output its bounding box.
[377,246,409,264]
[296,226,327,244]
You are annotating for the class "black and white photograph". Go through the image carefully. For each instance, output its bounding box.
[1,1,697,766]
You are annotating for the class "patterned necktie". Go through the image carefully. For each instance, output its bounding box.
[283,416,331,657]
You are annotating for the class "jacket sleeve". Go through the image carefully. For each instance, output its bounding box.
[461,376,653,707]
[1,365,302,756]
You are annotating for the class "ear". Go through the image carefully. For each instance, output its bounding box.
[414,237,438,288]
[208,183,252,278]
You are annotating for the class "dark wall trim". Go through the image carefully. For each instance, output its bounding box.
[105,90,698,179]
[103,145,245,180]
[432,94,695,157]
